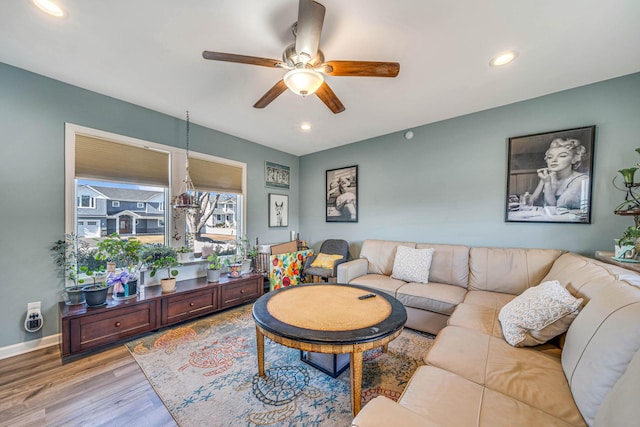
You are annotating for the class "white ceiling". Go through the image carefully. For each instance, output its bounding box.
[2,0,640,156]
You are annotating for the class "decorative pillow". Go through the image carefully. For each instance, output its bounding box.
[391,246,435,283]
[498,280,583,347]
[269,249,314,291]
[310,253,344,269]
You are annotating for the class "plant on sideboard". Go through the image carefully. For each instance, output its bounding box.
[50,233,86,305]
[206,253,222,282]
[95,232,143,272]
[143,244,180,293]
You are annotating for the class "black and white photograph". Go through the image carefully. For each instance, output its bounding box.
[506,126,595,224]
[265,161,290,190]
[268,193,288,227]
[326,165,358,222]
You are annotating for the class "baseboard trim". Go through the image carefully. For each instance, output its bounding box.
[0,334,60,360]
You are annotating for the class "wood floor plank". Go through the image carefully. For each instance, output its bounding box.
[0,345,176,427]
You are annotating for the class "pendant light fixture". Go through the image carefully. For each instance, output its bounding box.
[173,110,199,209]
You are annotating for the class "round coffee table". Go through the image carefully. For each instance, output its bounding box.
[252,283,407,416]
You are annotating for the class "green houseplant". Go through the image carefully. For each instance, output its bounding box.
[148,256,180,292]
[615,225,640,259]
[95,233,143,299]
[80,265,110,307]
[50,234,86,305]
[206,253,222,282]
[176,245,193,263]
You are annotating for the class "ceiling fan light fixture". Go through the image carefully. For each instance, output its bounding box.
[284,68,324,96]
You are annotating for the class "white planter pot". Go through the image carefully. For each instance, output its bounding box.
[207,269,221,282]
[177,253,192,263]
[161,278,177,293]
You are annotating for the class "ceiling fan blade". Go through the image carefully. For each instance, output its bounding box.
[315,82,345,114]
[295,0,325,60]
[202,51,284,68]
[253,80,288,109]
[323,60,400,77]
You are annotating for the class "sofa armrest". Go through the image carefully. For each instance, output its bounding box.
[351,396,439,427]
[338,258,369,283]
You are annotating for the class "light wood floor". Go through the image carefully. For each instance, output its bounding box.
[0,344,176,427]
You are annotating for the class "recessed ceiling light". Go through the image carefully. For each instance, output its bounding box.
[32,0,65,17]
[489,51,518,67]
[300,123,311,131]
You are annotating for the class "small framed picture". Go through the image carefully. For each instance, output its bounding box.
[505,126,595,224]
[268,193,288,227]
[326,165,358,222]
[265,161,290,190]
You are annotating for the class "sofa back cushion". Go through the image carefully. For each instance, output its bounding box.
[468,247,564,295]
[359,239,415,276]
[541,253,622,304]
[416,243,470,288]
[562,281,640,426]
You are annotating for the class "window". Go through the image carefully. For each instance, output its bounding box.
[77,195,95,208]
[65,124,246,275]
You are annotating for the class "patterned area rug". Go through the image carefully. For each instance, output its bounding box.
[125,304,434,427]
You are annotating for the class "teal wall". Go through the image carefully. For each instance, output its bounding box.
[299,73,640,258]
[0,62,297,348]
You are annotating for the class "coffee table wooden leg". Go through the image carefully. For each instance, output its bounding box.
[382,344,388,353]
[256,326,265,377]
[350,351,363,416]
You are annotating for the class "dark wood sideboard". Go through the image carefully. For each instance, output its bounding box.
[59,273,263,358]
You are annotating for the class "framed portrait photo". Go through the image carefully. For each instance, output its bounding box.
[265,161,290,190]
[326,165,358,222]
[505,125,595,224]
[268,193,288,227]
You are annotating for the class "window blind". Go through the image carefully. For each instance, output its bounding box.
[75,134,169,186]
[189,157,243,194]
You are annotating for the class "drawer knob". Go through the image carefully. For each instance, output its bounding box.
[115,321,121,327]
[190,302,195,307]
[241,289,245,294]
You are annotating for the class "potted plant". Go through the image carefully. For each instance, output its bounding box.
[95,233,143,299]
[206,253,222,282]
[615,225,640,259]
[236,236,256,274]
[50,233,86,305]
[80,265,110,307]
[95,233,143,272]
[148,256,180,292]
[106,270,137,300]
[176,245,193,263]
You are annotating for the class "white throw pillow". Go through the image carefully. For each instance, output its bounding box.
[391,246,435,283]
[498,280,583,347]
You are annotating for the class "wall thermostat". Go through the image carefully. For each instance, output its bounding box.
[25,301,43,333]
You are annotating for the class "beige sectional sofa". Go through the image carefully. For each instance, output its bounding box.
[341,239,640,427]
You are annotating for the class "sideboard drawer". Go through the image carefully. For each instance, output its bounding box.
[69,301,156,353]
[221,277,261,308]
[162,288,217,325]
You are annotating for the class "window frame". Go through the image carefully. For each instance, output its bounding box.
[64,123,247,247]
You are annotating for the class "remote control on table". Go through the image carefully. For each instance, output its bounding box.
[358,293,377,300]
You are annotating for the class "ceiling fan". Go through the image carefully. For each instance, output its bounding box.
[202,0,400,114]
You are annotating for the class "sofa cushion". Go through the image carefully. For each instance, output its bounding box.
[350,274,407,297]
[391,246,434,283]
[562,281,640,426]
[425,326,584,425]
[541,253,622,304]
[359,239,416,276]
[396,282,466,316]
[448,302,504,338]
[498,280,583,347]
[463,290,517,309]
[416,243,470,288]
[468,247,563,295]
[594,349,640,427]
